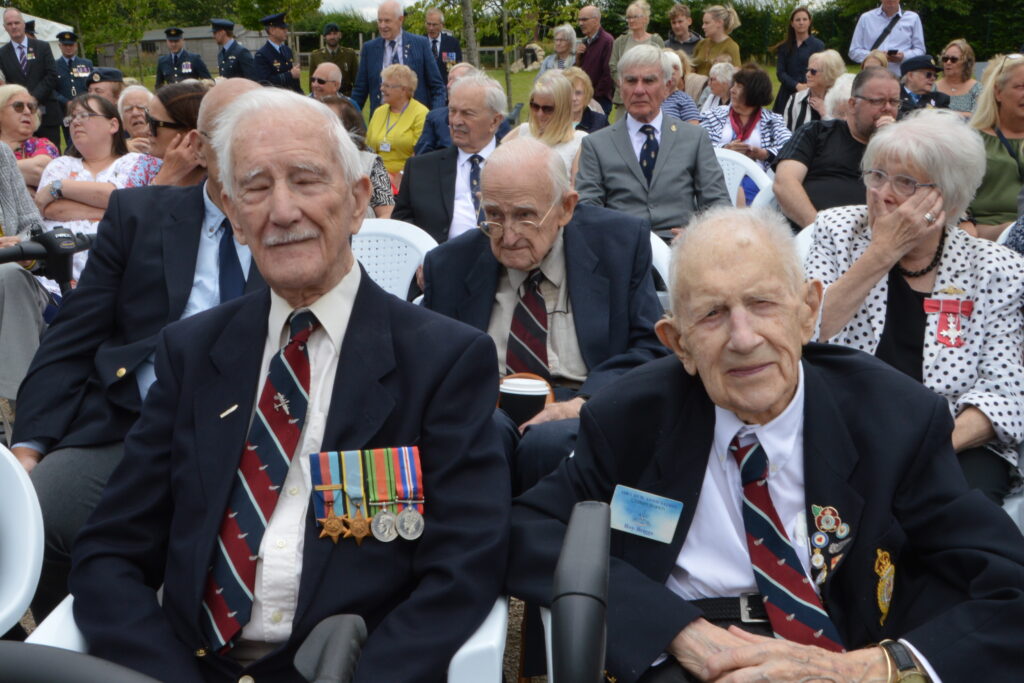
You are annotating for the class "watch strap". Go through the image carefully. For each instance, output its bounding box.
[880,640,927,681]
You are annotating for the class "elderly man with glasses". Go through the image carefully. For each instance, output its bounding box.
[899,55,950,116]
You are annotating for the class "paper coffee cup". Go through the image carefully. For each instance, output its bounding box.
[499,377,550,426]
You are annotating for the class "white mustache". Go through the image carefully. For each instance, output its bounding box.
[263,229,319,247]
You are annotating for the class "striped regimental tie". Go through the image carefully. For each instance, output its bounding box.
[506,269,551,380]
[201,310,319,651]
[729,435,845,651]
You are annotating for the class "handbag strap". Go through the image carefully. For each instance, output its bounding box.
[870,13,902,51]
[994,126,1024,181]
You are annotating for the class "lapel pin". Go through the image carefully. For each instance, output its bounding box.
[670,123,677,132]
[874,549,895,625]
[220,404,238,419]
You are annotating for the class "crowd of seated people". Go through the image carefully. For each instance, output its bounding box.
[2,4,1024,683]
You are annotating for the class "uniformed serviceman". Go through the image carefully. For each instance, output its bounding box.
[55,31,93,149]
[253,12,303,93]
[155,27,212,88]
[308,22,358,97]
[211,18,256,80]
[87,67,124,105]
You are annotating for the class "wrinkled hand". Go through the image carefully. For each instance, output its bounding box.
[12,445,42,474]
[705,627,887,682]
[576,43,587,56]
[866,185,945,262]
[667,618,751,681]
[127,136,152,154]
[156,133,201,185]
[519,396,585,432]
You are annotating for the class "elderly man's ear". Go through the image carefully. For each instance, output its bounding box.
[800,279,824,344]
[190,130,207,168]
[655,315,697,375]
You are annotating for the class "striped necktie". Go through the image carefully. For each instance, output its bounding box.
[389,40,399,65]
[729,435,845,651]
[506,269,550,380]
[201,310,319,651]
[18,44,28,75]
[469,154,485,226]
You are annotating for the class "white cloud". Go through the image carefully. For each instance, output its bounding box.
[321,0,381,19]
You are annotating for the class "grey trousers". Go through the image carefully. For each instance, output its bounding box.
[29,442,125,621]
[0,263,48,400]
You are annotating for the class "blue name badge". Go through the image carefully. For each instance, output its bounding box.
[610,485,683,544]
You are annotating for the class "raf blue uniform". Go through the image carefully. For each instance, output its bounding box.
[211,19,256,81]
[155,49,212,87]
[253,13,303,93]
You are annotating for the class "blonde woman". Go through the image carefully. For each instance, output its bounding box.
[366,63,429,189]
[936,39,981,117]
[504,71,586,175]
[965,54,1024,239]
[861,50,888,70]
[564,67,608,133]
[609,1,664,120]
[784,48,845,131]
[692,5,741,76]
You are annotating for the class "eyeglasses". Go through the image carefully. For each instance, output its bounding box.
[529,100,556,115]
[122,104,149,114]
[62,111,107,126]
[311,77,337,85]
[806,68,819,75]
[7,100,38,114]
[853,95,901,109]
[479,201,558,237]
[862,169,936,197]
[996,53,1024,78]
[921,71,937,79]
[146,112,186,135]
[940,55,959,64]
[626,14,644,20]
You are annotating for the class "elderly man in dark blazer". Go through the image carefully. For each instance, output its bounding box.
[351,0,445,112]
[423,137,666,492]
[576,44,730,241]
[1,7,60,146]
[424,7,461,80]
[505,205,1024,682]
[69,87,508,683]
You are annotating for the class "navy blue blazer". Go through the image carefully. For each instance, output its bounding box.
[55,55,93,106]
[217,40,256,80]
[422,204,667,395]
[13,185,265,453]
[155,50,213,88]
[426,32,461,79]
[505,345,1024,682]
[0,38,60,127]
[351,31,445,111]
[69,274,510,683]
[254,41,303,93]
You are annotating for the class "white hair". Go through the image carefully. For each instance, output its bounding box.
[117,85,153,118]
[669,206,804,314]
[211,89,362,200]
[553,24,577,52]
[482,137,570,203]
[862,108,985,222]
[449,71,507,117]
[823,73,854,120]
[618,44,673,84]
[708,61,737,84]
[662,49,682,76]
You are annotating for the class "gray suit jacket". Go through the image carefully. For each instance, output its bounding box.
[575,115,730,238]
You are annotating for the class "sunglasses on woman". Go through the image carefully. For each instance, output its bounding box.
[146,112,186,135]
[7,100,38,114]
[529,100,555,115]
[940,55,959,64]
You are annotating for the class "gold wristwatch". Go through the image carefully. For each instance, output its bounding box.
[880,640,929,682]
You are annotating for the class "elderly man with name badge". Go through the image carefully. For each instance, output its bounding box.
[68,89,510,683]
[505,205,1024,682]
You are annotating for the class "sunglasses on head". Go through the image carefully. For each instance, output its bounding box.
[529,100,555,115]
[8,100,38,114]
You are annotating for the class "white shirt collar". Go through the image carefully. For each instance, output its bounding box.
[201,180,227,236]
[457,136,497,166]
[268,263,362,353]
[876,4,902,18]
[626,111,664,138]
[712,363,805,475]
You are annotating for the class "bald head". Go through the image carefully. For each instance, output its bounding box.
[197,78,260,202]
[312,62,343,99]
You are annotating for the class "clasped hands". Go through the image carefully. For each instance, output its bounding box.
[670,618,887,682]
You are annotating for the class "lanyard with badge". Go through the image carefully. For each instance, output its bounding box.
[379,104,408,153]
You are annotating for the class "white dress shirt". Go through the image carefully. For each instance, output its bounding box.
[237,265,361,648]
[383,33,404,68]
[450,137,496,240]
[625,111,664,162]
[848,5,925,75]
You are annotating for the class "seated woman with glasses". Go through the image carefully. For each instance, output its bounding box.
[784,49,845,132]
[123,81,207,188]
[936,39,981,118]
[117,85,155,155]
[0,84,59,191]
[34,93,143,289]
[503,71,587,177]
[805,109,1024,506]
[366,64,429,191]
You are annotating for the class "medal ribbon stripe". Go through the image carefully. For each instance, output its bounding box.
[730,437,845,652]
[341,450,365,517]
[396,446,424,513]
[410,447,424,513]
[506,270,551,379]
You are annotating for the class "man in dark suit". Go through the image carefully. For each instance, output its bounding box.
[1,7,60,146]
[54,30,93,148]
[396,71,507,244]
[899,54,950,117]
[505,206,1024,682]
[423,137,666,492]
[211,18,256,81]
[254,12,303,93]
[351,0,445,111]
[576,44,730,241]
[155,27,213,88]
[424,7,461,82]
[308,22,358,97]
[69,87,508,683]
[12,79,265,621]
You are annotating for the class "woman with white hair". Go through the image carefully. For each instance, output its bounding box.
[805,109,1024,505]
[784,48,845,131]
[823,72,855,120]
[609,1,664,120]
[535,24,576,81]
[117,85,154,154]
[697,60,735,114]
[660,49,700,123]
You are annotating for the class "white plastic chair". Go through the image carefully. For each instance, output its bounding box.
[352,218,438,299]
[29,594,507,682]
[795,224,815,264]
[997,223,1014,245]
[0,444,44,636]
[649,232,672,311]
[714,148,774,208]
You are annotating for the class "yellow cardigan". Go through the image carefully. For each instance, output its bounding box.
[366,99,429,174]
